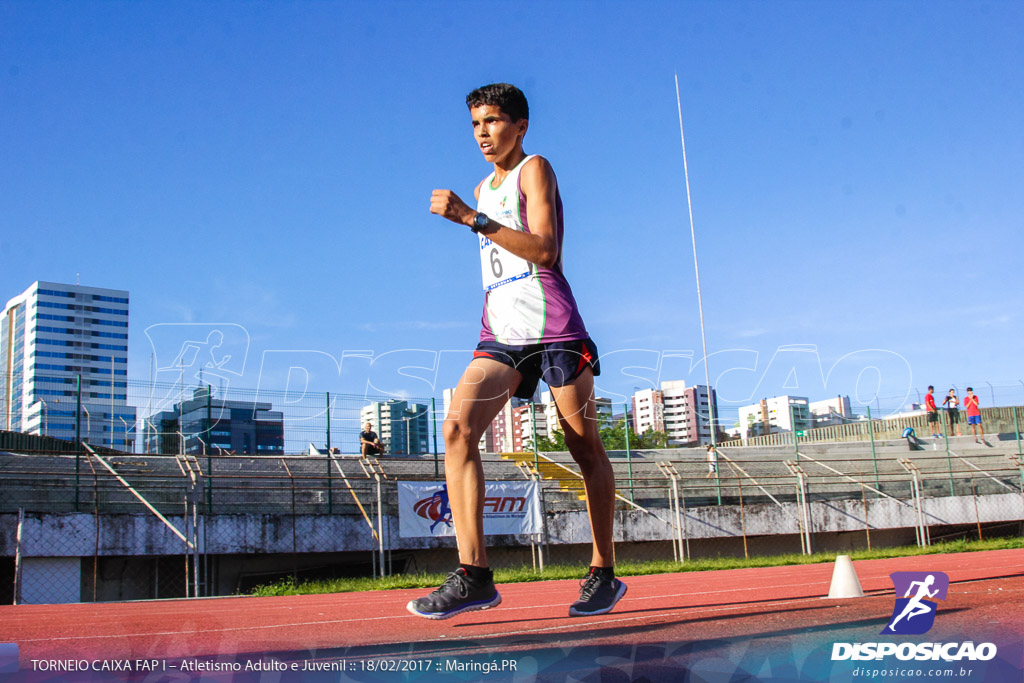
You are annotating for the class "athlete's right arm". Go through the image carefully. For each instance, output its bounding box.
[430,159,559,268]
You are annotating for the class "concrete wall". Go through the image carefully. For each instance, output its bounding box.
[4,490,1021,558]
[20,557,79,604]
[5,489,1022,603]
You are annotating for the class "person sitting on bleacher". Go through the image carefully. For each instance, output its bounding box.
[360,422,384,457]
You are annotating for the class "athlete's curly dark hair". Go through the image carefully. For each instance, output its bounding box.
[466,83,529,122]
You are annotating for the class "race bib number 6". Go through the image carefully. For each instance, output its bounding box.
[480,236,531,291]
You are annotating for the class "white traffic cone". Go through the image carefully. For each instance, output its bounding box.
[826,554,864,599]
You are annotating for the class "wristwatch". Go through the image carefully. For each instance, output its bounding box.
[471,212,489,233]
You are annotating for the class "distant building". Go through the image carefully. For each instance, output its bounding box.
[631,388,664,435]
[361,400,429,455]
[512,404,548,451]
[541,390,613,436]
[662,381,717,446]
[738,395,811,438]
[809,395,854,428]
[1,281,136,450]
[630,381,718,446]
[144,386,283,455]
[443,384,541,453]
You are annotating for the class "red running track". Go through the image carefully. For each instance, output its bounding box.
[4,548,1024,665]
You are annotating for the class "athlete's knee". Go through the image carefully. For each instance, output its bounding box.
[442,418,476,448]
[566,433,610,474]
[563,422,602,454]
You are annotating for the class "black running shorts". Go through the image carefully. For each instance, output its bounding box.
[473,338,601,400]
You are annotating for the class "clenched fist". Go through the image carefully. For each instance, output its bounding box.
[430,189,474,227]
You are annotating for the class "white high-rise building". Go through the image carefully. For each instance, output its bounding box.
[738,395,811,439]
[809,395,854,428]
[1,281,136,449]
[632,388,664,435]
[661,380,717,446]
[631,381,718,446]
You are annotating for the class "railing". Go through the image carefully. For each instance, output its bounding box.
[730,406,1023,447]
[5,443,1024,604]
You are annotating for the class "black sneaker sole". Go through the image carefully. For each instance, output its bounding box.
[569,580,628,617]
[406,592,502,620]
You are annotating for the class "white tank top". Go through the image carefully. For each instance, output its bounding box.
[475,155,587,345]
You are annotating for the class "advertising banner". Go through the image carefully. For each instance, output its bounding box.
[398,481,541,538]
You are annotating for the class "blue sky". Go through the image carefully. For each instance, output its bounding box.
[2,0,1022,424]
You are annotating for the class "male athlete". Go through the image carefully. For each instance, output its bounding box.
[407,83,625,620]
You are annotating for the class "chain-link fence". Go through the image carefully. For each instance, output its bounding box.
[4,369,1024,457]
[3,431,1024,604]
[2,371,443,457]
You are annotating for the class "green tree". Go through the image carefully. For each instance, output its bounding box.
[599,416,643,450]
[637,428,669,448]
[535,429,567,452]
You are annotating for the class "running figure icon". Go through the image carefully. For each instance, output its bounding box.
[885,574,939,633]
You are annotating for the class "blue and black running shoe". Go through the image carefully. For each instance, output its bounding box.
[406,568,502,620]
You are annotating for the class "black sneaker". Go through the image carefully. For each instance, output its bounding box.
[406,568,502,620]
[568,569,627,617]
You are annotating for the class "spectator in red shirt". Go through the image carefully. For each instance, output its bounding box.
[924,386,940,438]
[964,387,983,442]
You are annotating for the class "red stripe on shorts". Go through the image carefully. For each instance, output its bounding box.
[576,342,592,375]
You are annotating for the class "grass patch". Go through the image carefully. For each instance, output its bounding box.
[249,536,1024,597]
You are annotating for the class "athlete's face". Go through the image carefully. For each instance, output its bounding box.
[470,105,527,164]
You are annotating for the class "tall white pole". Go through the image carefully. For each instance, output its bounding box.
[675,73,716,446]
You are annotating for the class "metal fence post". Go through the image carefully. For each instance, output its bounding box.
[84,454,101,602]
[281,459,298,584]
[1014,407,1022,456]
[786,461,812,555]
[1011,455,1024,535]
[861,484,871,551]
[326,392,333,514]
[714,445,723,506]
[624,403,634,502]
[867,406,879,490]
[737,475,748,559]
[75,375,82,511]
[790,403,799,462]
[972,476,983,541]
[942,405,954,496]
[376,465,385,577]
[537,470,547,571]
[899,458,928,547]
[431,397,439,479]
[530,403,538,466]
[656,462,681,562]
[13,508,24,605]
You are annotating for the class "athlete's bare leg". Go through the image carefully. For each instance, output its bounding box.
[551,367,615,568]
[442,358,522,568]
